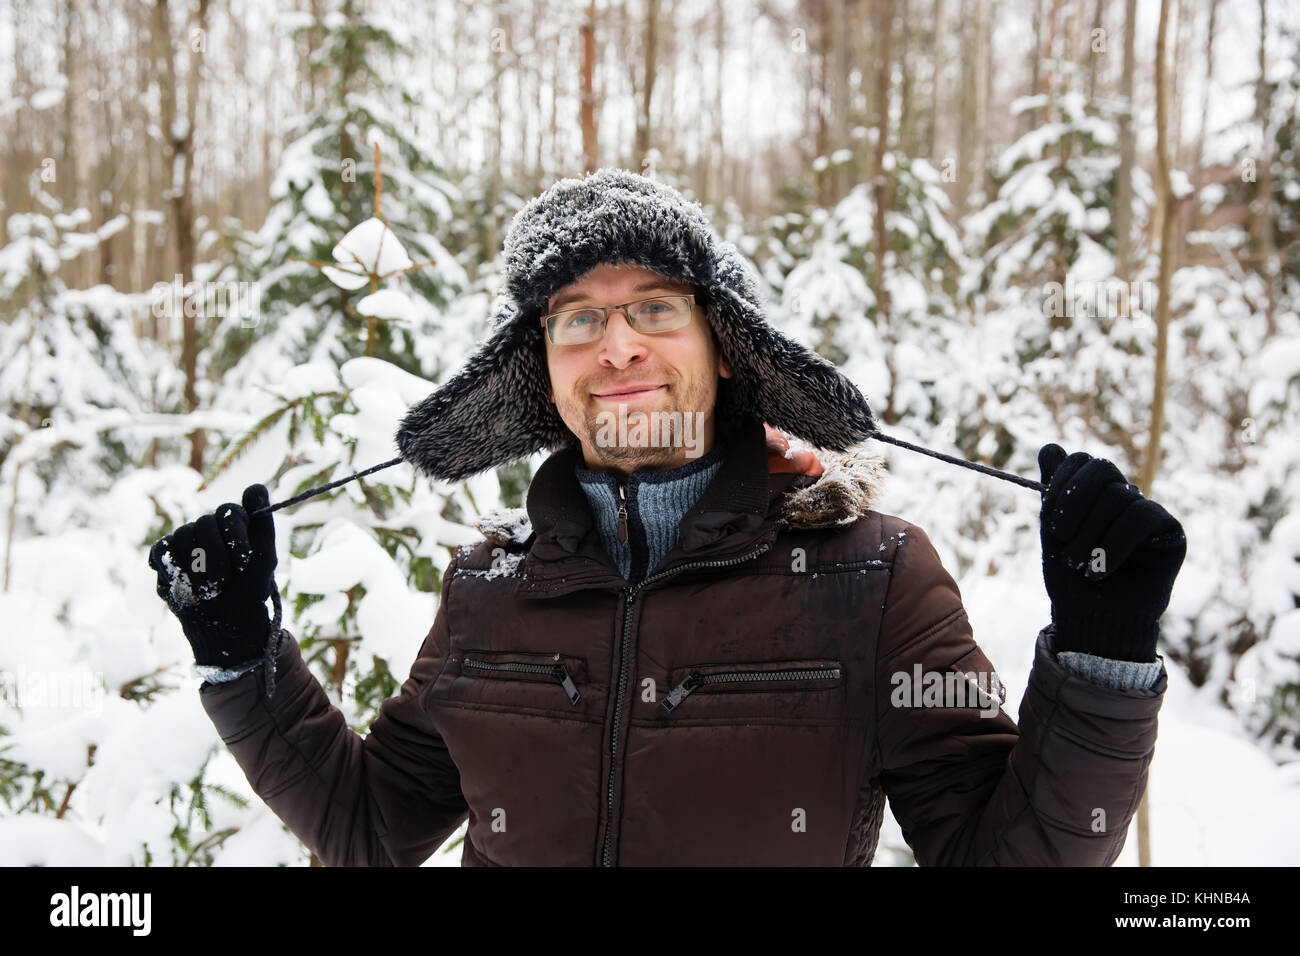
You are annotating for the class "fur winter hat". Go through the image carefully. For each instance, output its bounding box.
[394,167,878,481]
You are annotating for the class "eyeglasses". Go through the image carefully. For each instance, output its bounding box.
[540,294,698,346]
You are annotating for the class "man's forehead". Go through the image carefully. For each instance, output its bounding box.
[549,267,692,307]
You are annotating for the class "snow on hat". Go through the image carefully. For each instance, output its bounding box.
[394,167,878,482]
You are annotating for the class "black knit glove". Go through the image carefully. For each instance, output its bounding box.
[1038,444,1186,663]
[148,484,279,669]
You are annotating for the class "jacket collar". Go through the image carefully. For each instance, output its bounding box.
[476,415,889,597]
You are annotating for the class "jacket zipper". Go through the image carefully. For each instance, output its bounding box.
[460,656,581,705]
[600,538,774,867]
[616,483,628,546]
[660,666,842,712]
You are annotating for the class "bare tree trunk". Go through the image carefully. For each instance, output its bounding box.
[956,0,988,214]
[61,0,82,290]
[1027,0,1043,134]
[980,0,995,205]
[897,0,913,159]
[1172,0,1190,266]
[485,3,505,258]
[1114,0,1137,277]
[1133,0,1181,868]
[145,1,168,293]
[1087,0,1106,101]
[634,0,660,169]
[928,0,946,159]
[151,0,211,474]
[580,0,598,173]
[96,0,124,288]
[5,2,29,221]
[1190,0,1219,238]
[873,0,896,425]
[1253,0,1277,336]
[830,0,849,202]
[711,0,724,196]
[740,3,754,212]
[1042,0,1062,119]
[664,0,678,169]
[533,0,545,186]
[549,7,560,177]
[814,1,830,207]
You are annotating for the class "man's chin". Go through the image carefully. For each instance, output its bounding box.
[564,398,713,469]
[589,445,679,470]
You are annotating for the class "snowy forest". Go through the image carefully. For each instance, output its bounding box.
[1,0,1298,867]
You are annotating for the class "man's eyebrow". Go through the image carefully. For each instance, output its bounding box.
[549,278,692,311]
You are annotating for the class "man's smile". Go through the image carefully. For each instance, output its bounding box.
[592,384,666,400]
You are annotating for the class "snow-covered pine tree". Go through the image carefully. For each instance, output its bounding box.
[0,0,504,866]
[1166,24,1300,753]
[216,0,464,389]
[0,179,254,864]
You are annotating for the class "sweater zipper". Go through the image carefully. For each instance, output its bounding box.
[660,666,842,712]
[461,656,581,705]
[600,537,774,867]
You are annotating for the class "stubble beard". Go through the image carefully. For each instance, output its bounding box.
[559,375,716,472]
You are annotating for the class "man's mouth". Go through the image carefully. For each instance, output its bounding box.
[592,384,665,399]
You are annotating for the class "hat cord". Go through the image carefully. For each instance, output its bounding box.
[244,429,1044,520]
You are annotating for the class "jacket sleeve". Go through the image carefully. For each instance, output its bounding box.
[198,556,470,867]
[873,521,1166,866]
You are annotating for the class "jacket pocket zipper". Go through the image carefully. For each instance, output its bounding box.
[460,656,582,705]
[661,666,842,712]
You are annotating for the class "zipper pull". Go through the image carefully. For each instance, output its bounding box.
[661,672,702,711]
[554,663,581,705]
[616,483,628,546]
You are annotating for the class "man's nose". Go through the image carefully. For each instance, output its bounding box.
[598,310,649,365]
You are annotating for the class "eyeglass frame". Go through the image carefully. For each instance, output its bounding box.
[538,293,702,346]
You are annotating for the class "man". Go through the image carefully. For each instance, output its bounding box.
[150,169,1185,866]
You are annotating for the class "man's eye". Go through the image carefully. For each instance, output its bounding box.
[564,311,600,327]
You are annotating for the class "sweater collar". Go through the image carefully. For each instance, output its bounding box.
[573,427,731,496]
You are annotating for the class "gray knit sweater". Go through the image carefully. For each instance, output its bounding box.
[574,439,727,587]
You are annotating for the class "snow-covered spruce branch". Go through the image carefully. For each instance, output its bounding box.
[198,392,344,491]
[0,410,255,476]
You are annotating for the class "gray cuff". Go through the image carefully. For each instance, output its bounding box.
[1056,651,1164,691]
[195,659,264,685]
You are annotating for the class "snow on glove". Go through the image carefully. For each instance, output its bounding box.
[148,484,279,668]
[1038,443,1187,663]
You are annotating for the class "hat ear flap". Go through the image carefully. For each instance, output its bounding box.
[395,299,572,482]
[704,263,876,453]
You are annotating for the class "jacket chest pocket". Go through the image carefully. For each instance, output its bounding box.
[656,658,845,723]
[440,648,588,710]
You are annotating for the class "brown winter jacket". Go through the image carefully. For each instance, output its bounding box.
[199,416,1168,866]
